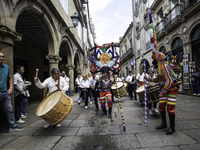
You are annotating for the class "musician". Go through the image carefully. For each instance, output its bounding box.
[113,72,122,82]
[75,73,83,104]
[147,67,159,115]
[89,72,100,112]
[88,72,93,104]
[99,67,114,118]
[80,74,90,109]
[118,74,124,82]
[146,52,179,135]
[126,71,137,100]
[136,72,144,105]
[34,68,69,128]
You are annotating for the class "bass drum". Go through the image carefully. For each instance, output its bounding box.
[111,82,127,98]
[36,90,74,125]
[124,82,129,92]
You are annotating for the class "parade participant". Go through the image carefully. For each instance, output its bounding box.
[14,66,27,123]
[88,72,93,104]
[61,71,70,95]
[118,73,124,82]
[146,12,179,135]
[113,72,122,82]
[99,67,114,118]
[89,72,100,112]
[80,74,90,108]
[147,67,159,115]
[0,52,24,131]
[34,68,69,128]
[126,71,137,100]
[75,73,83,104]
[193,68,200,96]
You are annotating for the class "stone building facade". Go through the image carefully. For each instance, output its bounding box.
[132,0,200,94]
[119,22,135,78]
[0,0,96,101]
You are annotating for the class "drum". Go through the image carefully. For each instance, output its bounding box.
[111,82,127,98]
[124,82,129,91]
[36,90,74,125]
[136,84,160,103]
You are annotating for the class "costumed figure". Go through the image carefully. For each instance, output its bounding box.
[87,42,121,118]
[147,12,179,135]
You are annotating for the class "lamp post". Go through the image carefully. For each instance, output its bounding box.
[70,13,80,27]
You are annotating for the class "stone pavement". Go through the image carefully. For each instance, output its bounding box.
[0,94,200,150]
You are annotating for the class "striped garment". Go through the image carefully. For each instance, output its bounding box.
[147,51,177,95]
[99,75,112,92]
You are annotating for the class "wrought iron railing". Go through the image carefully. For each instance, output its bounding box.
[136,24,140,34]
[144,12,149,24]
[165,4,182,29]
[138,49,141,56]
[181,0,200,14]
[146,41,151,51]
[155,20,166,35]
[135,1,139,10]
[120,48,134,62]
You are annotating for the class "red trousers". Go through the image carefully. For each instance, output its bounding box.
[99,91,112,109]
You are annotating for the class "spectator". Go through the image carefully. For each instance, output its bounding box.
[88,72,93,104]
[61,71,70,95]
[0,51,24,131]
[75,73,83,104]
[80,74,90,108]
[193,68,200,96]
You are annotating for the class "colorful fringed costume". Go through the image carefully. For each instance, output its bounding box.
[148,12,178,135]
[87,42,121,118]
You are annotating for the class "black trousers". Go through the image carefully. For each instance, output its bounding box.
[92,89,99,109]
[81,88,89,106]
[15,94,24,121]
[128,84,137,100]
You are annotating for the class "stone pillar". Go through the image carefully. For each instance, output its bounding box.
[66,64,75,96]
[76,68,82,74]
[0,25,22,132]
[46,55,62,74]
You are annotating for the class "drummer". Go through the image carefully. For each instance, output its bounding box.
[34,68,69,128]
[147,67,159,115]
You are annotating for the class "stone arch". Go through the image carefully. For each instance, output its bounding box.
[0,1,6,25]
[74,50,82,73]
[186,19,200,43]
[190,23,200,68]
[159,45,167,53]
[171,37,183,55]
[12,0,59,54]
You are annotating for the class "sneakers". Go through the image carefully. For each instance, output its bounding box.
[16,118,25,124]
[85,106,88,109]
[149,110,153,115]
[154,108,159,113]
[193,93,196,96]
[56,123,61,127]
[198,94,200,97]
[78,100,81,105]
[21,115,27,119]
[9,125,24,132]
[90,101,93,104]
[44,124,50,128]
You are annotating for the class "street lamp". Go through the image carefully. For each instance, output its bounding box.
[70,12,80,28]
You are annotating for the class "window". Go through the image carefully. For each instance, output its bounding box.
[59,0,68,15]
[78,23,82,40]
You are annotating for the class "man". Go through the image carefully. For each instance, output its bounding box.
[34,68,69,128]
[88,72,93,104]
[61,71,70,95]
[99,67,114,118]
[0,51,24,131]
[136,71,144,105]
[75,73,83,104]
[126,71,137,100]
[14,66,27,123]
[89,72,100,112]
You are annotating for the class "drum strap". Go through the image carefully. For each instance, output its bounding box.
[58,78,60,88]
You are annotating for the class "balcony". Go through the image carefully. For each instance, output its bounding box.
[181,0,200,18]
[155,20,166,40]
[165,4,182,32]
[120,48,134,64]
[138,49,141,56]
[146,41,151,51]
[150,0,162,10]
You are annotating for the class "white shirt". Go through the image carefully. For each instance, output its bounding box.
[35,77,69,94]
[126,74,136,84]
[14,73,25,97]
[63,76,70,83]
[80,80,90,88]
[114,77,122,82]
[89,76,99,87]
[136,73,145,82]
[75,77,83,87]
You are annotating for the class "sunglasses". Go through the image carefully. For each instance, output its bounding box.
[0,56,5,58]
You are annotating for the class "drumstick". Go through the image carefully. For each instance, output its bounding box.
[144,61,147,126]
[36,68,39,77]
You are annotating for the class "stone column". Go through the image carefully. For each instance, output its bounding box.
[46,55,62,74]
[66,63,75,96]
[0,25,22,132]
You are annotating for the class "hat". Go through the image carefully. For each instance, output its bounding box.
[129,71,133,73]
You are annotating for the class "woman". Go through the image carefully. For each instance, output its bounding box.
[118,74,124,82]
[147,67,159,115]
[75,73,83,104]
[80,74,90,108]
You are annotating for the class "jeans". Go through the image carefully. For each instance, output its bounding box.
[78,87,82,101]
[194,79,200,94]
[21,96,28,115]
[0,92,16,127]
[128,84,137,100]
[89,88,93,102]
